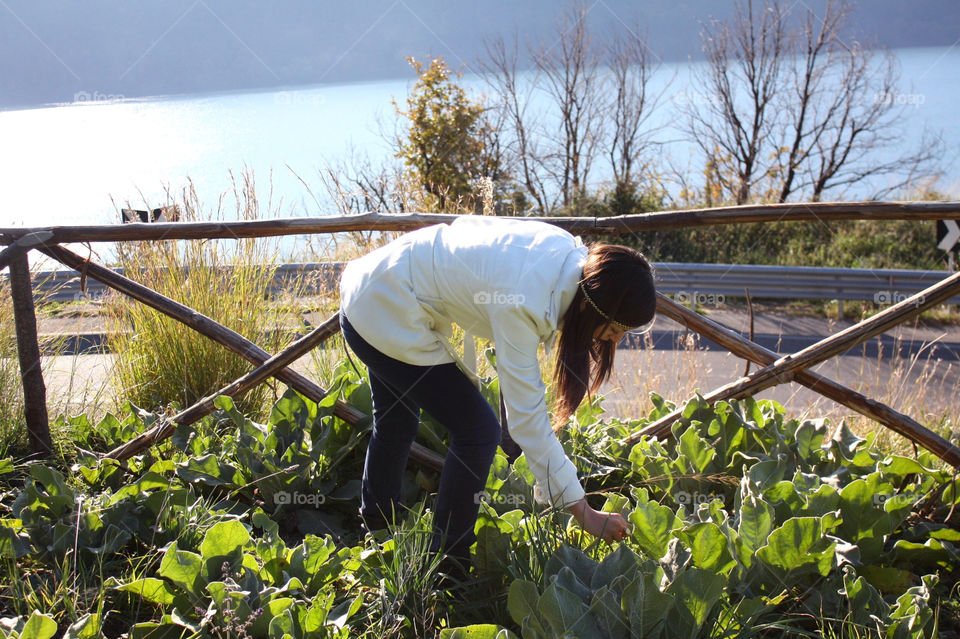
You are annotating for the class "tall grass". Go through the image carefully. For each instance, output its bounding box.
[0,278,26,457]
[0,272,80,458]
[105,173,307,418]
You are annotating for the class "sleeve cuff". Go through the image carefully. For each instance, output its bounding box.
[531,460,585,508]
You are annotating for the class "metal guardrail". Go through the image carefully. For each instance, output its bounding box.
[26,262,346,302]
[19,261,960,306]
[653,263,960,306]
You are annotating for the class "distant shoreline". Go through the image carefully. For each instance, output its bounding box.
[1,43,955,114]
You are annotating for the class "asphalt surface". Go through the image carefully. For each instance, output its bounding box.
[36,306,960,423]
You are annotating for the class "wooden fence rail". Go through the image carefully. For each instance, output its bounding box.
[1,201,959,469]
[40,244,443,469]
[2,201,959,244]
[644,294,960,466]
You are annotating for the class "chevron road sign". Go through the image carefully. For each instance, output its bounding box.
[937,219,960,252]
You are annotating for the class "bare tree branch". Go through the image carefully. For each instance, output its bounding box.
[533,4,605,210]
[479,35,550,213]
[684,0,788,204]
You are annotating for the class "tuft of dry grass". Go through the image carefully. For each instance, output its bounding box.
[0,277,27,456]
[104,172,310,419]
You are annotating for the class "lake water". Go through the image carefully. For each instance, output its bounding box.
[1,46,957,235]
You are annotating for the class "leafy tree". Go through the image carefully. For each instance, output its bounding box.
[395,56,501,212]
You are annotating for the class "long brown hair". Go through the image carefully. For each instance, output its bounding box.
[552,243,656,428]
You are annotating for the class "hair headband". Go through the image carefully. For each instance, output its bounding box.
[579,280,632,331]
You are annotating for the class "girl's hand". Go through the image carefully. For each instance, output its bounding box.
[567,498,630,543]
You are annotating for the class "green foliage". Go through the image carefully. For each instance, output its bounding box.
[0,611,59,639]
[562,180,947,270]
[466,394,957,638]
[114,522,363,638]
[440,626,519,639]
[396,57,502,212]
[639,219,948,270]
[2,362,958,637]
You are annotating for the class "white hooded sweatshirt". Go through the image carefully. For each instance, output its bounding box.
[339,216,588,507]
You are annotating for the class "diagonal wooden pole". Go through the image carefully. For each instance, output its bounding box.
[105,314,340,460]
[637,294,960,468]
[626,271,960,456]
[39,244,444,469]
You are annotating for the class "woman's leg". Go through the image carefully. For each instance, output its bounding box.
[341,316,422,530]
[361,372,422,529]
[420,382,502,560]
[340,315,501,561]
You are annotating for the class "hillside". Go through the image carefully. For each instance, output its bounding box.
[2,0,959,109]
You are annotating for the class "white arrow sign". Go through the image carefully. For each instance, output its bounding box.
[938,220,960,251]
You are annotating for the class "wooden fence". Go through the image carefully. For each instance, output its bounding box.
[2,202,960,470]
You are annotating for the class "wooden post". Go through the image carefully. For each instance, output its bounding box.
[628,271,960,448]
[8,252,52,457]
[39,244,444,469]
[630,294,960,468]
[0,231,54,273]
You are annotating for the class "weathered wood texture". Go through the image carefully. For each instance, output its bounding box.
[626,271,960,463]
[105,314,341,460]
[8,252,52,457]
[0,232,53,273]
[41,244,444,469]
[644,294,960,468]
[2,201,959,244]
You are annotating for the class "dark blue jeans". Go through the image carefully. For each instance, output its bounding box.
[340,314,501,561]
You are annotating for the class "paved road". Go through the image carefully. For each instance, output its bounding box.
[39,308,960,426]
[600,309,960,423]
[599,347,960,423]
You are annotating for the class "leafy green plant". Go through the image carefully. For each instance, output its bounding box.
[395,56,503,213]
[0,611,60,639]
[458,394,956,638]
[3,360,958,637]
[114,519,363,638]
